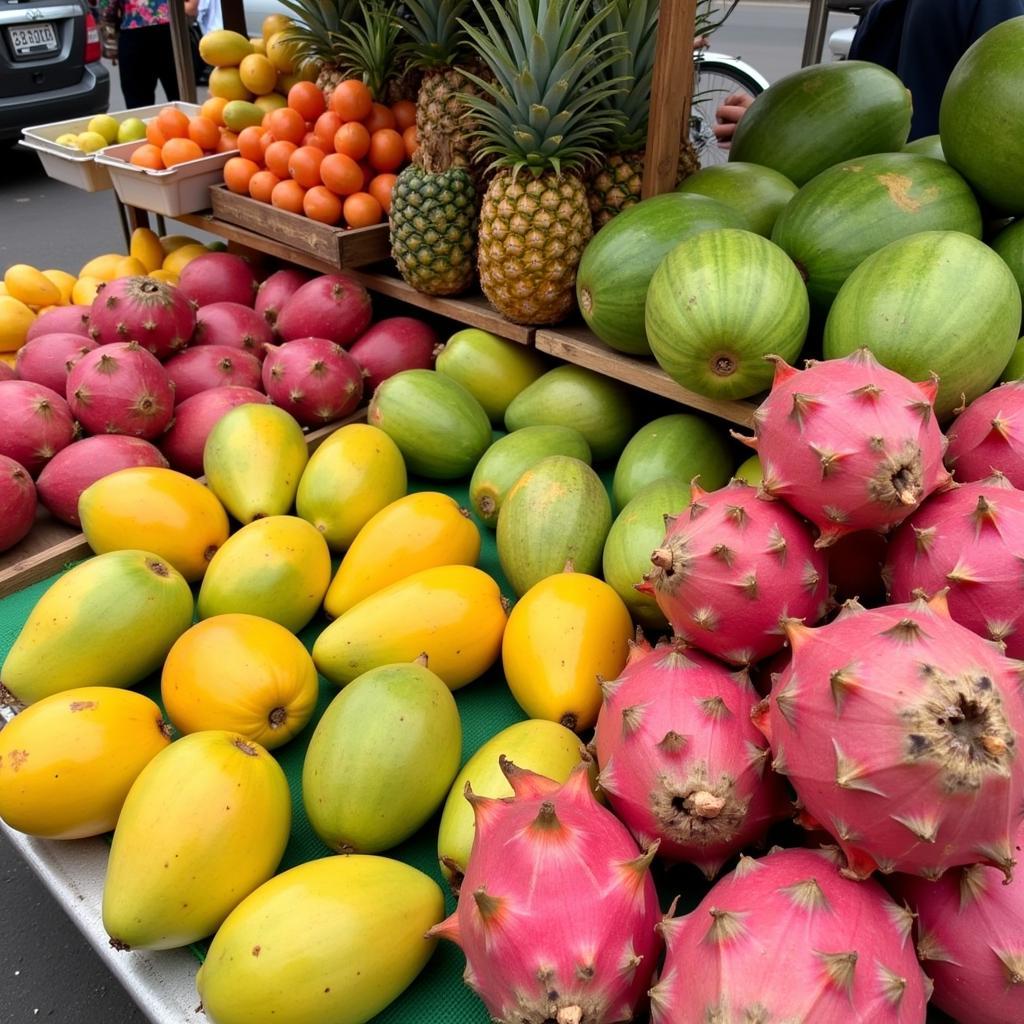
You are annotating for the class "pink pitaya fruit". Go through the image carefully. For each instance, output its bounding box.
[754,594,1024,881]
[275,274,372,347]
[159,386,269,476]
[894,825,1024,1024]
[638,479,829,665]
[177,252,259,308]
[734,348,951,547]
[429,757,662,1024]
[0,380,76,475]
[255,267,313,331]
[594,638,789,878]
[88,277,195,359]
[348,316,440,392]
[0,455,37,552]
[261,337,363,426]
[15,332,99,394]
[163,344,263,402]
[946,381,1024,488]
[650,846,930,1024]
[885,473,1024,657]
[25,304,91,342]
[192,301,274,358]
[66,342,175,440]
[0,362,15,382]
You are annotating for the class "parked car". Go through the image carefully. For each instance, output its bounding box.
[0,0,109,143]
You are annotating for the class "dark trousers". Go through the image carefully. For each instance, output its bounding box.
[117,23,180,108]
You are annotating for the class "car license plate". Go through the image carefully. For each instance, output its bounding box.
[9,23,59,56]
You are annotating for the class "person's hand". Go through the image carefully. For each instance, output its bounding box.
[713,91,755,148]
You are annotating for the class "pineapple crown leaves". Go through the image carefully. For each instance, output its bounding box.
[458,0,630,177]
[328,0,404,98]
[279,0,359,60]
[398,0,474,69]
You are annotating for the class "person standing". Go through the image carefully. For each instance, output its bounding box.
[98,0,180,107]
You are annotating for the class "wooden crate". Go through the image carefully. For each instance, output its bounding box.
[209,184,390,269]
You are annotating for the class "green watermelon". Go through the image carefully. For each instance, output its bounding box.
[367,369,492,478]
[991,219,1024,305]
[902,135,945,160]
[602,478,692,630]
[940,18,1024,215]
[771,152,982,313]
[645,228,809,400]
[729,61,912,186]
[612,414,732,511]
[504,365,636,461]
[1001,338,1024,382]
[576,193,745,356]
[469,426,592,527]
[677,163,797,237]
[497,455,611,596]
[824,230,1022,421]
[435,329,547,424]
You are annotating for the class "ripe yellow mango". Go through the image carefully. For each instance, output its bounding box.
[0,687,171,839]
[209,66,252,101]
[129,227,165,273]
[199,28,254,67]
[197,515,331,633]
[79,468,230,583]
[114,255,148,278]
[0,295,35,352]
[296,423,407,554]
[42,269,77,305]
[197,855,443,1024]
[238,53,277,95]
[323,491,479,618]
[264,31,297,72]
[103,731,291,950]
[79,252,124,282]
[5,264,61,307]
[0,550,194,704]
[71,275,103,305]
[204,404,308,523]
[314,564,507,690]
[502,570,632,731]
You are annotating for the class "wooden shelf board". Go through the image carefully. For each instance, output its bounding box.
[535,324,759,428]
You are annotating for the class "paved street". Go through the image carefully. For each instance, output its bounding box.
[0,3,855,1022]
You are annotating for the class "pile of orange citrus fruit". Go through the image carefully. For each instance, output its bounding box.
[221,79,417,228]
[129,102,240,171]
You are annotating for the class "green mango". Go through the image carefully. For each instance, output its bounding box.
[303,662,462,853]
[0,550,193,704]
[197,516,332,633]
[221,100,265,132]
[732,454,763,487]
[203,404,308,523]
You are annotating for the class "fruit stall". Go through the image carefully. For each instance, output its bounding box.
[2,1,1024,1023]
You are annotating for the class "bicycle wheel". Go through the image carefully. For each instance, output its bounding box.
[691,58,766,168]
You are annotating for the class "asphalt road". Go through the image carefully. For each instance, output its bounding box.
[0,4,857,1022]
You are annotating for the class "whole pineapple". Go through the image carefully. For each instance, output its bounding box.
[462,0,627,324]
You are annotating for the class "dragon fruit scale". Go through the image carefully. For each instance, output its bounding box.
[594,639,789,879]
[946,381,1024,488]
[88,276,195,360]
[754,594,1024,881]
[734,348,951,547]
[428,757,662,1024]
[885,473,1024,658]
[649,847,931,1024]
[894,824,1024,1024]
[639,479,829,666]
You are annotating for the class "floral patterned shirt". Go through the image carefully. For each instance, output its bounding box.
[98,0,170,31]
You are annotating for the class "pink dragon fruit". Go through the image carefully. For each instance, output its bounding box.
[255,267,313,331]
[192,301,274,357]
[894,824,1024,1024]
[88,277,195,359]
[163,344,263,402]
[638,479,829,665]
[176,252,259,308]
[594,638,789,878]
[274,274,372,347]
[261,337,363,426]
[66,342,174,440]
[0,362,15,382]
[0,380,76,475]
[0,455,36,552]
[15,332,98,394]
[885,473,1024,657]
[946,381,1024,488]
[754,594,1024,881]
[734,348,951,546]
[650,846,930,1023]
[25,304,91,342]
[429,757,662,1024]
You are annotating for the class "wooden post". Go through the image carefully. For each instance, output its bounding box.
[641,0,698,199]
[168,0,197,103]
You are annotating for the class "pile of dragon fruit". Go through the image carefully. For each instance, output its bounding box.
[0,254,439,550]
[434,350,1024,1024]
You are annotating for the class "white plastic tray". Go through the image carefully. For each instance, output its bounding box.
[96,141,237,217]
[19,102,202,194]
